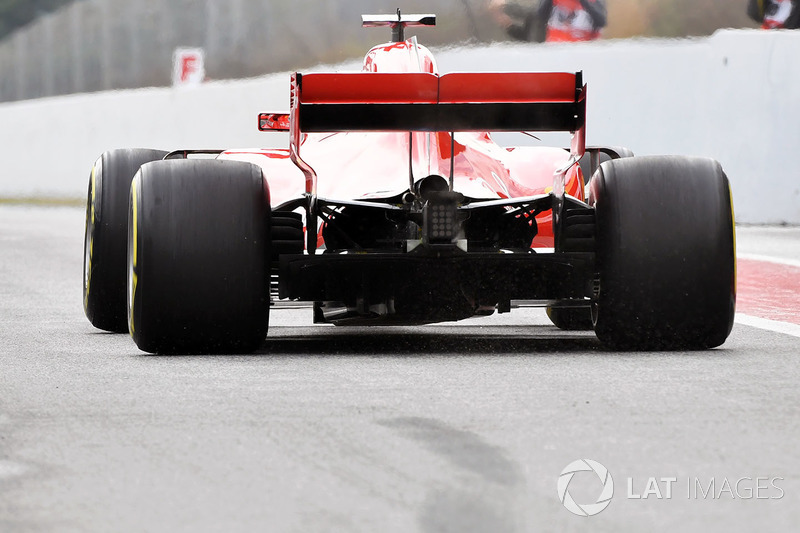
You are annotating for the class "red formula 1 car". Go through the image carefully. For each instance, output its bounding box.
[82,13,736,354]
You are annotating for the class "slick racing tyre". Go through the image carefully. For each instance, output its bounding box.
[128,159,271,354]
[83,148,167,332]
[547,306,593,331]
[590,156,736,350]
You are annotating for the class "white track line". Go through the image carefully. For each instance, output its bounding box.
[735,313,800,338]
[737,253,800,269]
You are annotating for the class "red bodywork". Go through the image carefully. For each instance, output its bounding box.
[220,39,586,248]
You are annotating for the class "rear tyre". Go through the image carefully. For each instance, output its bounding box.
[547,306,593,330]
[128,159,271,354]
[590,156,736,350]
[83,148,167,332]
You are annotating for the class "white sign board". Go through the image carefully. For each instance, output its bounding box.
[172,48,205,87]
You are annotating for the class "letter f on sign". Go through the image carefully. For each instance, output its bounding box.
[181,57,197,82]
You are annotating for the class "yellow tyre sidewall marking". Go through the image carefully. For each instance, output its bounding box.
[84,163,98,310]
[129,177,139,335]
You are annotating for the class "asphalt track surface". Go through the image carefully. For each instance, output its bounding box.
[1,205,799,532]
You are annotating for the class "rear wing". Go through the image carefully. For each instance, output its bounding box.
[292,71,585,134]
[282,71,586,195]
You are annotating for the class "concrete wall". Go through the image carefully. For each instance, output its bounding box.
[1,29,798,224]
